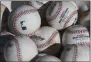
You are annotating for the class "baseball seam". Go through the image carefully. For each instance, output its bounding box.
[63,10,77,28]
[47,7,62,21]
[37,31,58,49]
[67,29,88,34]
[13,9,39,36]
[72,45,77,62]
[72,43,90,62]
[77,42,90,48]
[13,38,22,61]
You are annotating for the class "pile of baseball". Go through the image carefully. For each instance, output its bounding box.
[0,1,90,62]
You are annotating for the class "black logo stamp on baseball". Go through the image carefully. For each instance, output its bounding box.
[20,21,27,30]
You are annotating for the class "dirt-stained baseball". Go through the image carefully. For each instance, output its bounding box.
[8,5,41,36]
[30,26,61,52]
[61,44,90,61]
[4,36,38,61]
[62,25,90,46]
[36,55,61,62]
[46,1,78,30]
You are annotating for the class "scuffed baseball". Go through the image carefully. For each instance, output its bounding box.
[30,1,48,9]
[31,26,61,52]
[61,44,90,61]
[8,5,41,36]
[46,1,78,30]
[4,36,38,61]
[36,55,61,62]
[62,25,90,46]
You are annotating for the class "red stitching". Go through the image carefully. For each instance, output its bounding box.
[13,38,22,61]
[47,8,62,21]
[12,9,39,36]
[72,45,77,62]
[37,31,58,49]
[63,10,77,28]
[77,42,90,48]
[72,43,90,62]
[67,29,88,34]
[47,7,78,29]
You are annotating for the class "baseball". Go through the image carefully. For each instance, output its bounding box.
[61,44,90,61]
[46,1,78,30]
[36,55,61,62]
[29,1,48,9]
[30,26,61,53]
[62,25,90,46]
[8,5,41,36]
[0,1,90,62]
[4,36,38,61]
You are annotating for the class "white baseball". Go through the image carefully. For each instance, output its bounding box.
[61,44,90,61]
[36,55,61,62]
[30,26,61,52]
[46,1,78,30]
[62,25,90,46]
[8,5,41,36]
[30,0,48,9]
[4,36,38,61]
